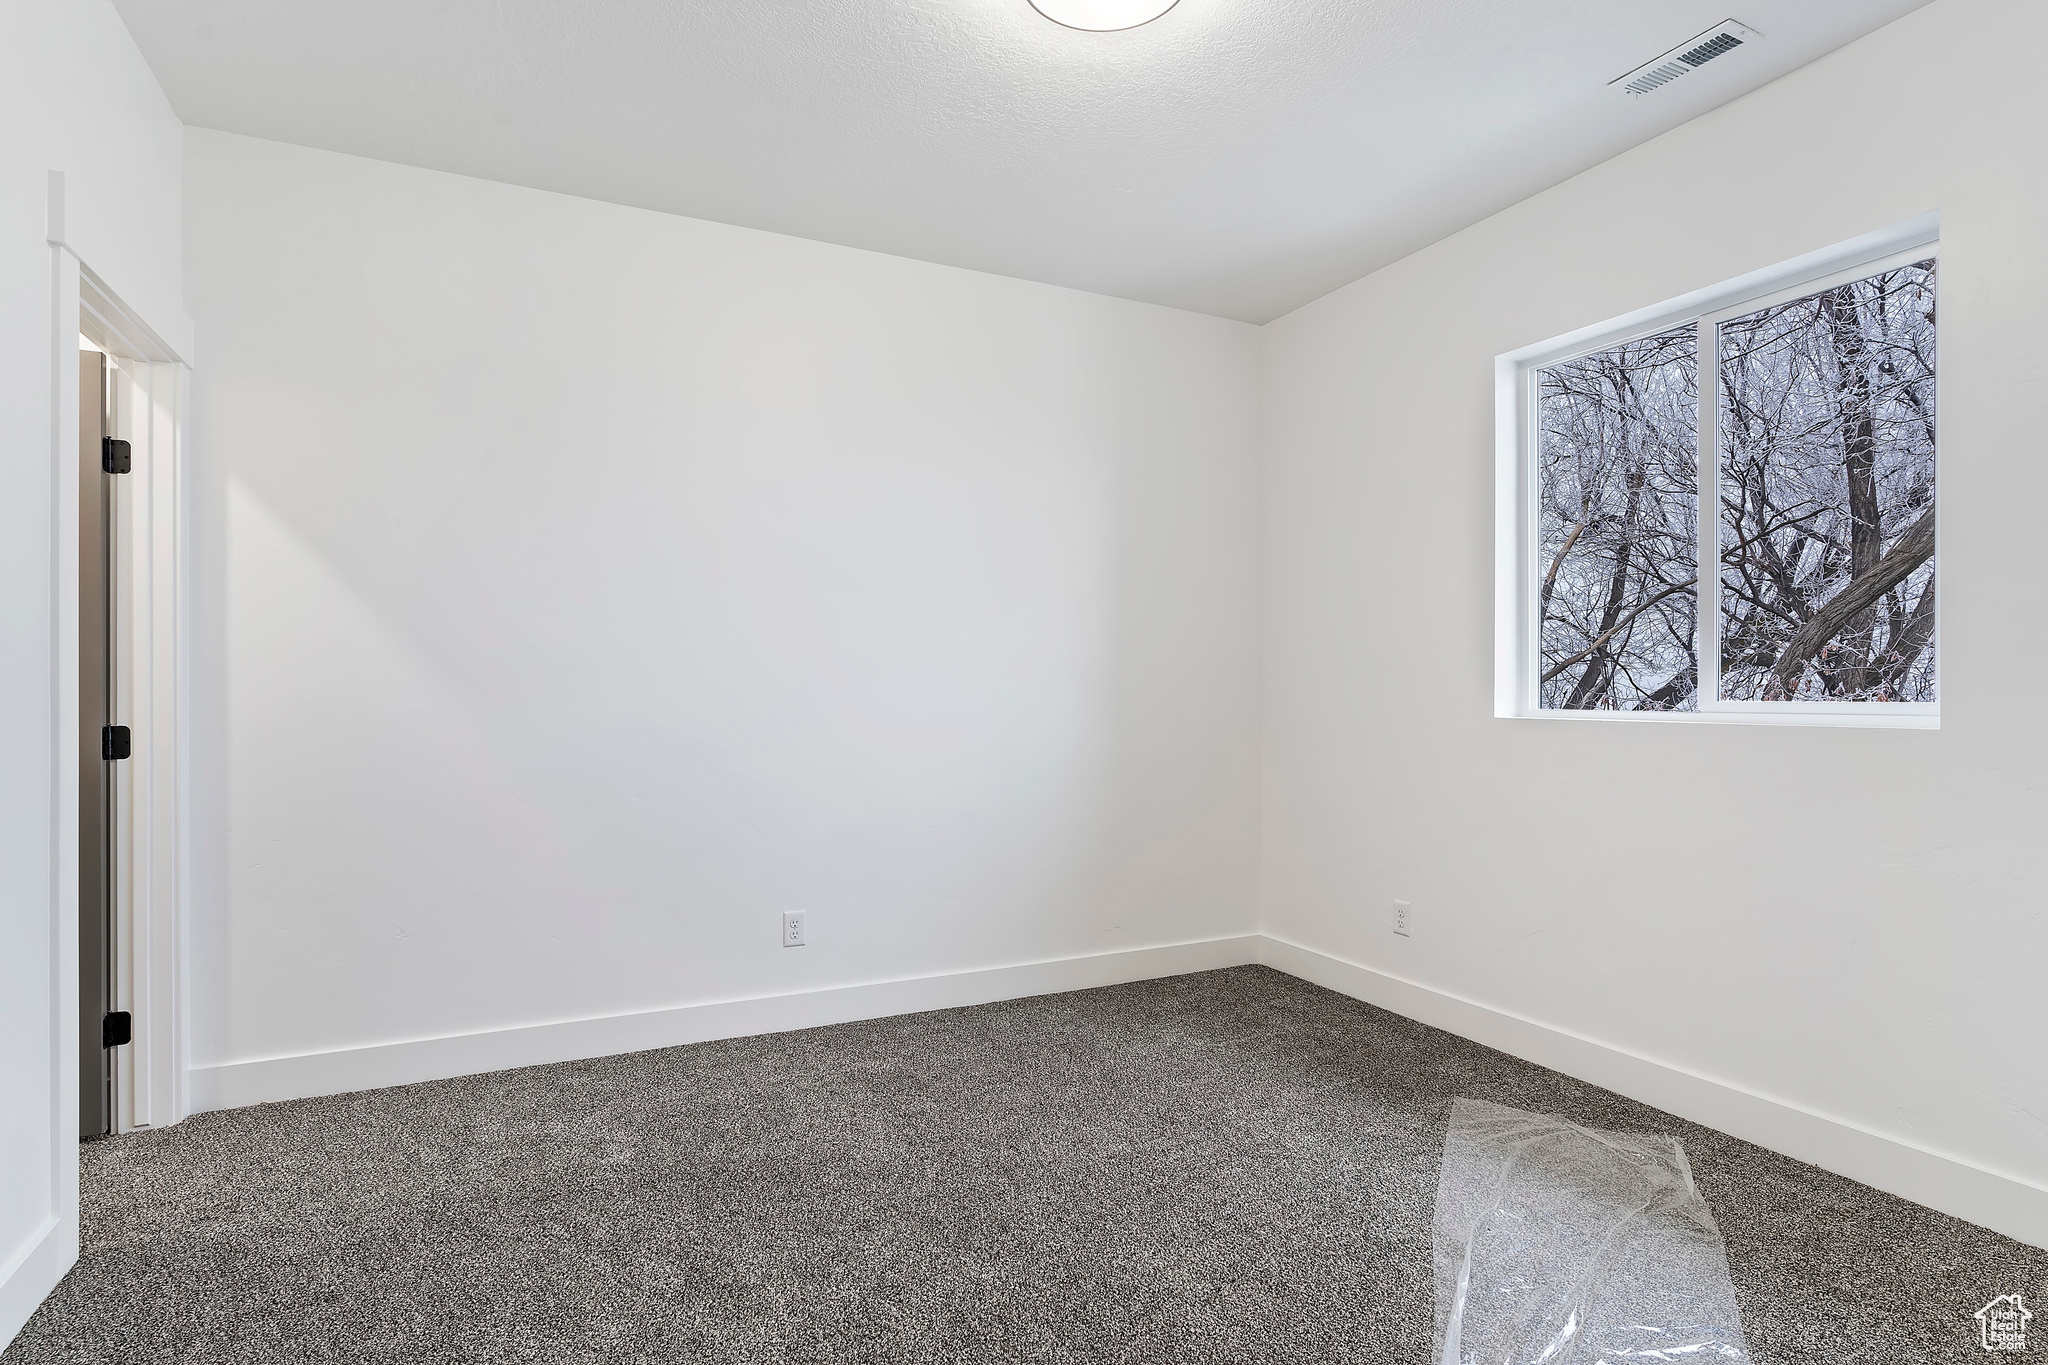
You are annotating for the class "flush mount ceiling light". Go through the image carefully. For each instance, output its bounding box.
[1028,0,1180,31]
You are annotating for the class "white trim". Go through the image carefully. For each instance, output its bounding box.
[1696,242,1940,334]
[1256,933,2048,1251]
[1697,309,1721,707]
[1495,214,1942,726]
[74,270,192,1137]
[77,268,184,366]
[187,936,1265,1111]
[0,1217,74,1352]
[1501,706,1938,731]
[58,192,200,1128]
[186,930,2045,1249]
[1497,214,1940,375]
[105,351,188,1132]
[8,241,88,1355]
[8,177,194,1353]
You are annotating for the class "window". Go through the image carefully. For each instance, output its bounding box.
[1496,227,1938,726]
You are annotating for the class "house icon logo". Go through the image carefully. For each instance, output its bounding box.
[1977,1295,2032,1352]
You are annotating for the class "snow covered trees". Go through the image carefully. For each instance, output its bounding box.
[1535,258,1936,710]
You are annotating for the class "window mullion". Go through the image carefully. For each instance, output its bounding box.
[1524,366,1541,712]
[1696,316,1721,711]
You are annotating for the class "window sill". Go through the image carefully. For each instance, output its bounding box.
[1499,707,1938,731]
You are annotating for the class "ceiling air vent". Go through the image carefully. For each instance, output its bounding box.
[1612,20,1760,98]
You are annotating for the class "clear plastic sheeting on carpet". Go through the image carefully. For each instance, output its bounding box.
[1433,1098,1751,1365]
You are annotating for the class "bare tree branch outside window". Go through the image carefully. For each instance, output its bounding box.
[1717,260,1937,702]
[1536,327,1699,710]
[1528,256,1936,715]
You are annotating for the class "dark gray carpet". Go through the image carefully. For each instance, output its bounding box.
[6,966,2040,1363]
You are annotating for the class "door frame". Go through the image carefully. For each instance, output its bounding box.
[62,243,191,1137]
[3,169,192,1353]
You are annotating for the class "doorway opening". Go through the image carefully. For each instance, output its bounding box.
[78,340,118,1138]
[75,271,188,1139]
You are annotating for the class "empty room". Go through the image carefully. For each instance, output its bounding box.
[3,0,2043,1360]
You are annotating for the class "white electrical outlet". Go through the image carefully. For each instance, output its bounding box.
[781,910,806,947]
[1393,900,1411,937]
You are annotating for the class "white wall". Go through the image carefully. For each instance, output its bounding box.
[0,1,186,1347]
[181,131,1261,1092]
[1260,0,2047,1238]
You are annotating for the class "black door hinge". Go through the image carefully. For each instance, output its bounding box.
[102,437,131,475]
[101,725,131,761]
[103,1011,131,1048]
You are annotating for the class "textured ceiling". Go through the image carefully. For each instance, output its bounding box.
[114,0,1930,322]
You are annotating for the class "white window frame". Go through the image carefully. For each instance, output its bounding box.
[1494,214,1940,729]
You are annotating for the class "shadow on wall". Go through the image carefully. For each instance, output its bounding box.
[179,150,1262,1071]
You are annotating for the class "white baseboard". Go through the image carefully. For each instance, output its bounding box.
[187,935,1263,1113]
[0,1216,75,1354]
[181,929,2045,1251]
[1257,933,2048,1250]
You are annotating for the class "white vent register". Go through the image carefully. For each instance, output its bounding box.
[1613,20,1760,97]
